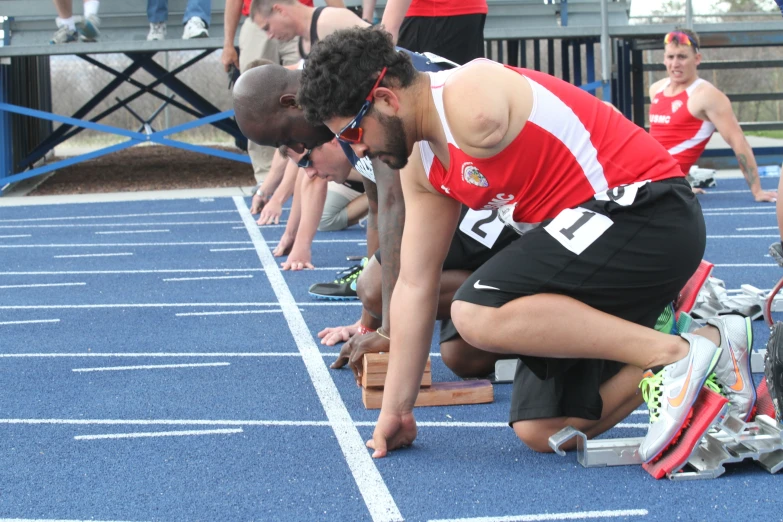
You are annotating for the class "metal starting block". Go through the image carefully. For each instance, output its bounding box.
[689,276,779,321]
[549,397,783,480]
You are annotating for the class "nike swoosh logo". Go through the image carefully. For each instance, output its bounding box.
[728,348,745,392]
[473,280,500,291]
[668,364,693,408]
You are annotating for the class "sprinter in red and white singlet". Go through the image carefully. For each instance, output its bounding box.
[298,26,754,465]
[649,28,775,202]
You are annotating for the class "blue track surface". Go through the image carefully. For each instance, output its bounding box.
[1,179,782,522]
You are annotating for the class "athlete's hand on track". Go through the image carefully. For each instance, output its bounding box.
[754,189,777,203]
[280,247,314,271]
[367,410,417,458]
[250,193,268,214]
[257,200,283,225]
[331,332,390,385]
[319,319,361,346]
[272,234,294,257]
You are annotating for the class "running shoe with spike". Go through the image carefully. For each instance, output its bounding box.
[638,333,721,463]
[707,314,756,421]
[765,322,783,422]
[308,258,366,301]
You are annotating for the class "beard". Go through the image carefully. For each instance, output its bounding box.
[369,112,409,170]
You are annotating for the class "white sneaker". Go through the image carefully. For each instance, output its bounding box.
[182,17,208,39]
[50,25,79,44]
[147,22,167,41]
[707,315,756,421]
[76,14,100,42]
[638,333,721,463]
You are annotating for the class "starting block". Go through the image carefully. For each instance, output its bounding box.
[360,353,494,409]
[549,385,783,480]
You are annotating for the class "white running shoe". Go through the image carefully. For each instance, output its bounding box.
[182,17,208,39]
[708,315,756,421]
[638,333,721,463]
[76,14,100,42]
[50,25,79,44]
[147,22,167,41]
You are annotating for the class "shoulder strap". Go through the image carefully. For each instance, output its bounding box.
[311,6,325,45]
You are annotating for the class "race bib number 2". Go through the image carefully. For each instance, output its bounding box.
[544,207,613,255]
[459,209,505,249]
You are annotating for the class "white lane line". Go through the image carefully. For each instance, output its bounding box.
[0,352,438,357]
[0,302,362,309]
[0,418,644,430]
[0,234,32,238]
[703,205,776,212]
[211,247,256,252]
[0,241,250,249]
[73,362,230,372]
[95,229,170,235]
[312,239,366,243]
[0,210,237,223]
[0,319,60,326]
[706,234,779,239]
[232,225,285,229]
[703,211,775,216]
[54,253,134,258]
[0,220,241,229]
[75,428,243,440]
[0,267,355,275]
[0,282,86,289]
[0,519,136,522]
[715,263,778,267]
[175,309,284,316]
[427,509,649,522]
[0,269,262,275]
[736,226,779,231]
[234,196,402,522]
[163,275,254,282]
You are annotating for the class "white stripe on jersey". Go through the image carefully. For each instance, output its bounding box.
[526,77,608,194]
[667,119,716,156]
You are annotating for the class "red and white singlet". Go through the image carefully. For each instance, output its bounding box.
[649,78,716,174]
[419,61,683,232]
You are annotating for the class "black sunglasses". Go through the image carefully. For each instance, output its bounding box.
[296,149,313,168]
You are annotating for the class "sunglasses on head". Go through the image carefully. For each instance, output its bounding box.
[664,31,698,52]
[296,149,313,168]
[336,67,388,144]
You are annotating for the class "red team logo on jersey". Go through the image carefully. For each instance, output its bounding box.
[462,163,489,188]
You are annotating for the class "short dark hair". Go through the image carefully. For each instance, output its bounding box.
[298,26,417,125]
[250,0,295,19]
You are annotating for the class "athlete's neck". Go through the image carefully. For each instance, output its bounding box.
[666,73,700,95]
[408,73,441,146]
[293,4,313,42]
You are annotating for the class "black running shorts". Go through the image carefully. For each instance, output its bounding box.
[452,177,706,422]
[398,14,486,65]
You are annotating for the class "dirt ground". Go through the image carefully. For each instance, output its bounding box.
[28,145,257,196]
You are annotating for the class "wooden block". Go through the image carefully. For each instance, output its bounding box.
[362,380,494,409]
[361,353,431,389]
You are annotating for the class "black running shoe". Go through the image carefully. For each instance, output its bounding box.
[764,322,783,422]
[308,258,366,301]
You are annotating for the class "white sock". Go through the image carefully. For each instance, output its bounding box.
[83,0,99,18]
[56,17,76,31]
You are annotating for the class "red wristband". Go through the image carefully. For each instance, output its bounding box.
[357,325,376,336]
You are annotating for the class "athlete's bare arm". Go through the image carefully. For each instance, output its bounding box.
[368,144,461,458]
[441,62,533,158]
[317,6,371,39]
[693,85,777,202]
[379,0,413,44]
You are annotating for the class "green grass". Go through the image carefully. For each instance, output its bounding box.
[747,130,783,139]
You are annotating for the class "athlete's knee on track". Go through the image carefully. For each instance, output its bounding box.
[512,420,556,453]
[451,301,498,350]
[440,338,495,378]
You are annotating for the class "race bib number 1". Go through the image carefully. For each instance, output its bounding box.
[459,209,505,249]
[544,207,613,255]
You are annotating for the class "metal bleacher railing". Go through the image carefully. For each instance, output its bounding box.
[0,0,248,194]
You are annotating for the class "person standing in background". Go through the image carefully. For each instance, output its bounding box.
[50,0,100,44]
[146,0,213,41]
[361,0,487,64]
